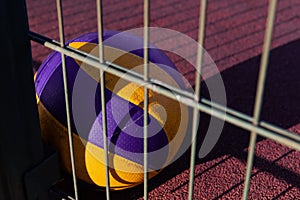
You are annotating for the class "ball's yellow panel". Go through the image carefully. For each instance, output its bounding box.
[85,142,158,189]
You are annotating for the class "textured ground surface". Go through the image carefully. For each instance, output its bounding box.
[26,0,300,199]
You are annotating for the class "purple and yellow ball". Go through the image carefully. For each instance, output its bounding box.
[35,31,189,190]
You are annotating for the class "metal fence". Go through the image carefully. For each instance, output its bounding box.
[1,0,299,199]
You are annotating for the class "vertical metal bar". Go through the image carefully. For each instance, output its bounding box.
[188,0,207,199]
[56,0,79,199]
[242,1,277,199]
[143,0,150,199]
[96,0,111,199]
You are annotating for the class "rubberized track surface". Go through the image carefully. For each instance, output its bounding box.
[26,0,300,199]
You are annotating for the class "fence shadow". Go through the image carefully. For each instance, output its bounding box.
[50,38,300,199]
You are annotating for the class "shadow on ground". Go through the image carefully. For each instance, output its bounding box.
[50,38,300,199]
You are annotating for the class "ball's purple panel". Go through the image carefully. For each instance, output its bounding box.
[90,87,169,168]
[68,31,175,72]
[36,54,80,133]
[69,31,186,90]
[35,51,61,96]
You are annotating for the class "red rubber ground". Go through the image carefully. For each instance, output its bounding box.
[26,0,300,199]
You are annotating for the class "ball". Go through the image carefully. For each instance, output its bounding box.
[35,31,190,190]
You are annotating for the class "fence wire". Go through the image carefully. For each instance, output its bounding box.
[27,0,300,199]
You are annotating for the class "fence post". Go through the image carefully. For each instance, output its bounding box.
[0,0,59,199]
